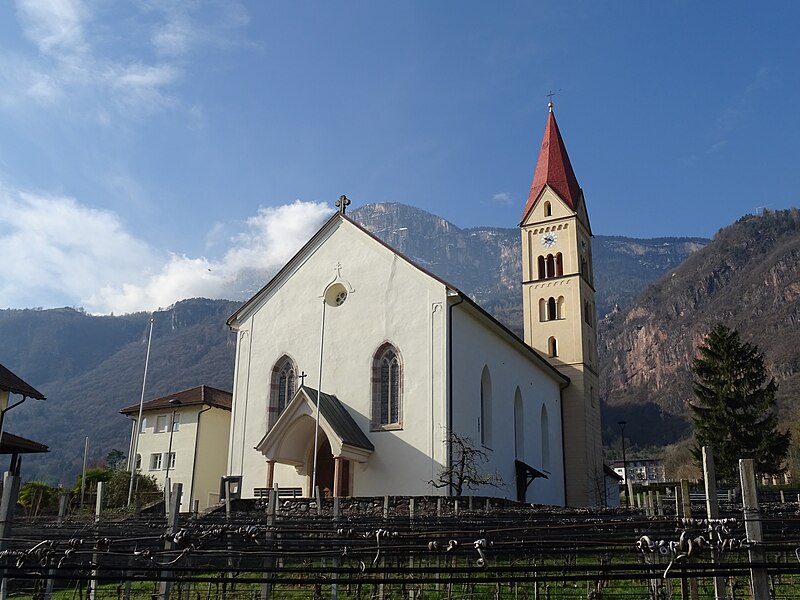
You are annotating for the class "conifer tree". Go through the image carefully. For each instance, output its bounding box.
[690,323,790,482]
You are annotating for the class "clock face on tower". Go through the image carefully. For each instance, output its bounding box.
[541,232,557,248]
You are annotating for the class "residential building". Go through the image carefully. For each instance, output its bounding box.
[120,385,231,512]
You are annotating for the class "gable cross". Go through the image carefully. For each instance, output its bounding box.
[336,194,351,214]
[298,371,307,387]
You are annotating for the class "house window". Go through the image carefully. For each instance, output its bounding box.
[139,417,147,433]
[171,413,181,432]
[135,454,141,470]
[155,415,168,433]
[269,355,297,427]
[166,452,176,470]
[372,343,402,428]
[480,366,493,447]
[149,453,162,471]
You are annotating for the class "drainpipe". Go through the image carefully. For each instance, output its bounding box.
[446,294,464,497]
[189,404,213,512]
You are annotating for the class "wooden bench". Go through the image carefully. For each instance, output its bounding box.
[253,487,303,500]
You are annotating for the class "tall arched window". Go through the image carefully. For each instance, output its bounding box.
[372,343,402,429]
[480,366,493,447]
[547,297,557,321]
[541,405,550,471]
[270,355,297,426]
[538,298,547,322]
[546,254,555,278]
[555,253,564,277]
[548,337,558,357]
[557,296,565,319]
[543,201,552,217]
[514,388,524,459]
[537,255,545,280]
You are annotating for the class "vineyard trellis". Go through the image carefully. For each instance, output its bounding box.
[2,479,800,599]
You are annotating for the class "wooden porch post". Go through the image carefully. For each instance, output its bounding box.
[266,459,275,489]
[333,457,343,497]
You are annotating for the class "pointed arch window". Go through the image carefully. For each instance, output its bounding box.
[372,343,402,429]
[270,355,297,427]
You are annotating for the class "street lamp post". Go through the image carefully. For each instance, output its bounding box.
[618,420,629,507]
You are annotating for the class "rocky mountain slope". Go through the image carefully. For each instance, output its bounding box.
[1,202,707,483]
[351,203,706,334]
[600,208,800,448]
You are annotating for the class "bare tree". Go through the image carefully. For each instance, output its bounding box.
[429,431,503,496]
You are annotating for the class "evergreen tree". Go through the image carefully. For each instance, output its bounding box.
[691,323,790,482]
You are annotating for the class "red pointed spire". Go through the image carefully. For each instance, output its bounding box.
[521,104,581,222]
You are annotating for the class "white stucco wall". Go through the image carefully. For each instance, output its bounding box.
[449,302,566,506]
[228,218,449,497]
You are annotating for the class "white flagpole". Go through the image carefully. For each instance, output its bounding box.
[128,316,154,506]
[311,300,326,495]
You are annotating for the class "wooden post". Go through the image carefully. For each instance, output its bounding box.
[0,472,21,600]
[679,479,698,600]
[260,486,278,600]
[702,446,725,600]
[89,481,105,600]
[158,483,183,600]
[739,459,770,600]
[332,496,340,600]
[45,492,70,599]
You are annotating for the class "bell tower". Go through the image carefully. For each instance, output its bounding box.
[520,103,603,506]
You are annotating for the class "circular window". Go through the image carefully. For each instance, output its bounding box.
[324,282,349,307]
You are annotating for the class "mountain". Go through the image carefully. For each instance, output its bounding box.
[599,208,800,449]
[350,203,707,334]
[0,299,238,484]
[1,202,707,483]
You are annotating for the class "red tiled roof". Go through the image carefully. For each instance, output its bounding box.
[521,108,581,222]
[120,385,232,415]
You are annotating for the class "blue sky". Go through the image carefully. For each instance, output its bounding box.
[1,1,798,314]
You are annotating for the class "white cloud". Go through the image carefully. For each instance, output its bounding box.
[490,192,513,205]
[91,200,332,314]
[0,183,157,310]
[0,185,333,314]
[2,1,250,120]
[15,0,88,58]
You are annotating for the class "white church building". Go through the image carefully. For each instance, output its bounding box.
[225,106,605,507]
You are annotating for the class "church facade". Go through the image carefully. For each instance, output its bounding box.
[225,107,604,506]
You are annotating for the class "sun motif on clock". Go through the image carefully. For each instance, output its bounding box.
[541,232,557,248]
